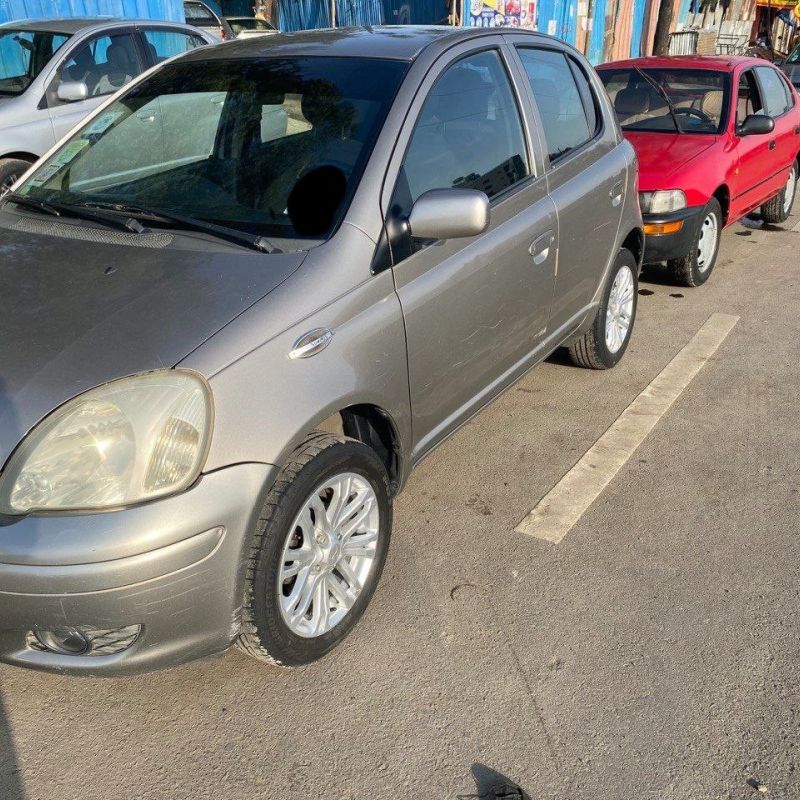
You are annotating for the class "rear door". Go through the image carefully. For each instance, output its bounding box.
[508,41,627,334]
[384,42,558,459]
[754,65,798,186]
[46,28,143,143]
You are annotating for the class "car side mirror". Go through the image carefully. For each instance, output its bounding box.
[57,80,88,103]
[738,114,775,137]
[407,188,490,241]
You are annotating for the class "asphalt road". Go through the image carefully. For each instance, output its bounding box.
[2,210,799,800]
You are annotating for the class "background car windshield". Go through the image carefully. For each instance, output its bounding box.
[787,46,800,64]
[18,56,407,243]
[230,18,275,34]
[601,68,729,133]
[0,29,71,96]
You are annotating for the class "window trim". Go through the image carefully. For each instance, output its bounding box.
[754,64,794,120]
[514,44,605,171]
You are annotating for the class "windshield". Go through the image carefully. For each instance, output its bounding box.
[788,46,800,65]
[600,68,730,134]
[229,18,274,33]
[16,56,408,245]
[0,29,71,96]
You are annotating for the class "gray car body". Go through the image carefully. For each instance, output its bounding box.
[0,17,216,165]
[0,26,642,675]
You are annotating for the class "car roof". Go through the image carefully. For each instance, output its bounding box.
[0,17,201,35]
[597,55,766,72]
[179,25,552,63]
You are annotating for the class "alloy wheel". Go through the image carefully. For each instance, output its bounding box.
[696,211,719,274]
[278,472,380,638]
[605,265,635,354]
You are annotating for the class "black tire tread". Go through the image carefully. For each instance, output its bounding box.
[760,163,796,224]
[235,432,348,667]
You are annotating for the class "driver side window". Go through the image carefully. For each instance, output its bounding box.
[737,70,764,127]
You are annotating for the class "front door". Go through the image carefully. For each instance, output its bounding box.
[510,43,628,334]
[387,46,558,459]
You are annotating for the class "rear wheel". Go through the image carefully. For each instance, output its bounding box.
[0,157,33,196]
[667,197,722,287]
[236,434,392,667]
[761,161,797,224]
[567,248,638,370]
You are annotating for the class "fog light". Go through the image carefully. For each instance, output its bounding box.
[27,624,141,656]
[34,627,89,655]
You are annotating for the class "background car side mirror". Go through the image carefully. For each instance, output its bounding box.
[407,188,490,241]
[738,114,775,137]
[56,81,89,103]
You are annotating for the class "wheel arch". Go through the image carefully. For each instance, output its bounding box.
[712,184,730,224]
[621,227,645,270]
[0,152,38,164]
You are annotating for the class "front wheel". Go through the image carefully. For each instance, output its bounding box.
[761,161,797,224]
[0,157,33,196]
[236,434,392,667]
[567,248,638,370]
[667,197,722,287]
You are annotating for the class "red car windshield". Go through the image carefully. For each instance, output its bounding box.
[600,68,730,134]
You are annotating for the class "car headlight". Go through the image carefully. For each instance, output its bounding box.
[639,190,687,215]
[0,371,212,514]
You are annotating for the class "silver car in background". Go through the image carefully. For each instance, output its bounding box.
[0,17,215,191]
[0,27,642,675]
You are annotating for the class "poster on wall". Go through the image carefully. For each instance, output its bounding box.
[467,0,536,29]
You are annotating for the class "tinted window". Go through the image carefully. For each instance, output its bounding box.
[756,66,793,117]
[143,30,206,64]
[0,29,71,96]
[20,57,408,248]
[737,70,764,126]
[599,67,728,134]
[61,33,141,98]
[184,2,217,23]
[401,50,529,203]
[518,48,597,162]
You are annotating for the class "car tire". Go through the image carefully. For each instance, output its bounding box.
[236,433,392,667]
[0,157,33,195]
[760,161,797,224]
[667,197,722,287]
[567,248,638,370]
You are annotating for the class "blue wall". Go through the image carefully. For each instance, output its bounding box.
[0,0,185,23]
[278,0,383,30]
[536,0,578,46]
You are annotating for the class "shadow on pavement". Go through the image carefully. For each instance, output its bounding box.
[0,688,24,800]
[463,763,531,800]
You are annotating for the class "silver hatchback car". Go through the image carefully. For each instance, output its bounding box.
[0,17,215,191]
[0,27,642,675]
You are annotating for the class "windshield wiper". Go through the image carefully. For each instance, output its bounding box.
[78,201,280,254]
[3,192,61,217]
[4,192,147,233]
[634,67,684,135]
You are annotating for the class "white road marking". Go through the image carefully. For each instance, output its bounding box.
[515,312,740,544]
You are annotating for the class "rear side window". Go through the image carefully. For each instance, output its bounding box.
[400,50,530,203]
[143,30,206,63]
[516,47,598,163]
[756,66,793,117]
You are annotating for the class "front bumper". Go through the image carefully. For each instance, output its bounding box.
[0,462,277,676]
[642,205,705,264]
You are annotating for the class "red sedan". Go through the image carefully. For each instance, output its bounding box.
[597,56,800,286]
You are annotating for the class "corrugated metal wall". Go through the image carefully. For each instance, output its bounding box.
[278,0,383,30]
[0,0,184,23]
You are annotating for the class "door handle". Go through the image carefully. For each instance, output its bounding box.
[769,139,777,150]
[609,181,624,207]
[529,231,554,265]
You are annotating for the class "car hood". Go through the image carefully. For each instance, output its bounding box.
[0,214,307,465]
[623,131,717,187]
